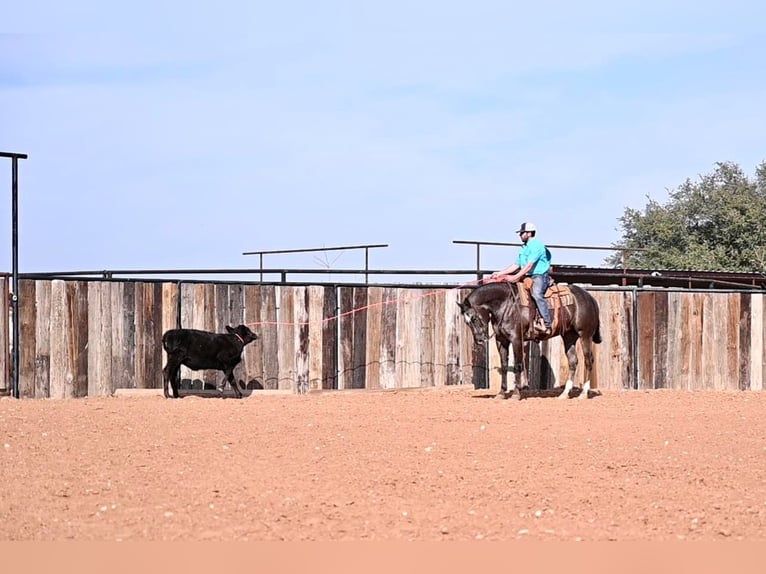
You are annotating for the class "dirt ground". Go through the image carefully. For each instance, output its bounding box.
[1,386,766,541]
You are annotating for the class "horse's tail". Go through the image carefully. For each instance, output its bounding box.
[592,320,602,344]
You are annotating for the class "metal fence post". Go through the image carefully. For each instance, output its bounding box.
[2,152,28,399]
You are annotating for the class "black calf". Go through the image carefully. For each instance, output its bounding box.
[162,324,258,399]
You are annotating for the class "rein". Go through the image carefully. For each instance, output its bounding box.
[487,282,515,340]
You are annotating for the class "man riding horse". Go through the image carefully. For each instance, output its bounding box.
[487,222,552,338]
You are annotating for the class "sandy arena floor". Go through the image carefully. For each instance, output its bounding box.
[1,386,766,541]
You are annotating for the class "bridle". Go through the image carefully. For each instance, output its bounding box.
[468,282,515,342]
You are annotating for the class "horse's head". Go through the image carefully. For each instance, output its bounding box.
[457,297,490,345]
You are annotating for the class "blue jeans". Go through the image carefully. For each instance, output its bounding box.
[530,274,552,328]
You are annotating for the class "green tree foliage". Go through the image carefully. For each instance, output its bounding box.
[608,161,766,272]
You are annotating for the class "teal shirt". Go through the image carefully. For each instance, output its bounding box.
[516,237,551,275]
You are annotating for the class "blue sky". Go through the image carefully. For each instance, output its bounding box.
[1,1,765,281]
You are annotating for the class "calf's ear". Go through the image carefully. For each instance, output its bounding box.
[225,325,235,334]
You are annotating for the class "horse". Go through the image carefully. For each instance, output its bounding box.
[457,279,602,400]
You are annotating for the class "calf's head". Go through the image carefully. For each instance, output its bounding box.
[226,324,259,345]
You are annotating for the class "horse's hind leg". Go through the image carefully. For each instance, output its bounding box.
[558,332,579,399]
[577,336,595,400]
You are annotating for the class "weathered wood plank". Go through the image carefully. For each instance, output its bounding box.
[134,283,147,390]
[653,292,668,389]
[445,289,464,388]
[419,290,436,387]
[751,294,763,391]
[260,286,279,390]
[68,282,89,398]
[180,283,194,329]
[337,287,354,390]
[321,287,337,390]
[18,280,36,398]
[229,284,244,326]
[49,280,74,398]
[88,282,113,397]
[675,291,704,391]
[278,286,296,392]
[618,291,635,390]
[719,294,733,390]
[147,283,163,390]
[364,287,383,390]
[294,286,310,394]
[738,293,751,391]
[665,292,681,390]
[724,293,739,391]
[352,288,368,389]
[588,291,606,389]
[379,287,398,389]
[214,284,228,334]
[602,291,619,389]
[242,284,263,390]
[760,294,766,392]
[701,292,718,390]
[432,290,447,387]
[308,286,326,392]
[399,288,422,388]
[161,283,179,335]
[689,293,704,390]
[110,282,127,391]
[34,280,51,398]
[636,291,655,390]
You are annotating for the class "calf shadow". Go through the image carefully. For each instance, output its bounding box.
[178,378,264,399]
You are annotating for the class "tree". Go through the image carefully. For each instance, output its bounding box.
[607,161,766,272]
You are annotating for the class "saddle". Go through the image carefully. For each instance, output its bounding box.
[517,277,574,336]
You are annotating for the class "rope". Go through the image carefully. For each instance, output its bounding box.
[245,278,485,329]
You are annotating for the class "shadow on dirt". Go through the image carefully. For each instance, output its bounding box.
[472,387,602,400]
[177,378,272,399]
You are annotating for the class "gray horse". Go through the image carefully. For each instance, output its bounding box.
[458,280,601,400]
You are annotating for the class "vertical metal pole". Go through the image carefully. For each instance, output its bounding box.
[364,248,369,285]
[475,244,481,282]
[632,287,639,390]
[11,157,20,399]
[259,253,263,283]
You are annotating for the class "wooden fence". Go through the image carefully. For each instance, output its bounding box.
[1,278,764,397]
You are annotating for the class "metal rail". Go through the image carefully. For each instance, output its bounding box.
[242,243,388,283]
[453,239,647,279]
[2,151,29,398]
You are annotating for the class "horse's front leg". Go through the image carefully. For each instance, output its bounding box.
[507,335,526,401]
[495,337,510,399]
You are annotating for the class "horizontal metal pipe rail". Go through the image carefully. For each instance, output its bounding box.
[9,266,765,291]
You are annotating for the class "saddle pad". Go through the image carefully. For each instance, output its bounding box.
[519,278,574,308]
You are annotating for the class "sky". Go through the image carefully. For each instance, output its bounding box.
[1,1,765,283]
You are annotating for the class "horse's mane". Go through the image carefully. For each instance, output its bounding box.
[469,281,515,306]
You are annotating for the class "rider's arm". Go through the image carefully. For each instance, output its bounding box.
[505,261,534,283]
[491,263,520,279]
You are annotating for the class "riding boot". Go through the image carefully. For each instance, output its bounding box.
[526,317,542,339]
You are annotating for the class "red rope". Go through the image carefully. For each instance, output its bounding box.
[245,278,485,328]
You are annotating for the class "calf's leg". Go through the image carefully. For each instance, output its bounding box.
[218,368,243,398]
[163,354,183,399]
